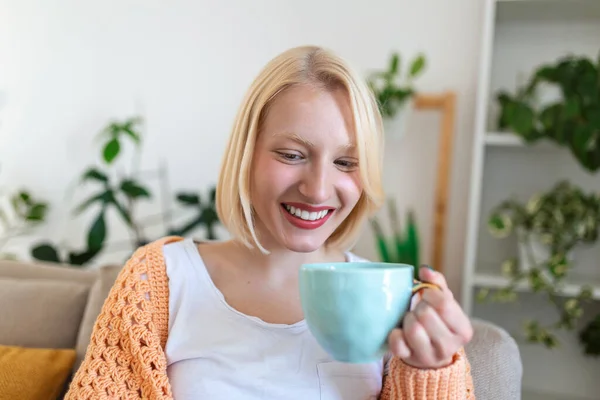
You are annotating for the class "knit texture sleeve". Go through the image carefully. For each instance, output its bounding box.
[64,237,182,400]
[379,347,475,399]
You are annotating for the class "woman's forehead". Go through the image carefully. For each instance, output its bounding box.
[260,85,356,145]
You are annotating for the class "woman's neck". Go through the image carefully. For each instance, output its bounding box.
[229,239,346,279]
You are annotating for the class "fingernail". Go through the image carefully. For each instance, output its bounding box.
[421,264,435,271]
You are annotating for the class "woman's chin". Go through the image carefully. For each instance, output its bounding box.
[279,233,329,254]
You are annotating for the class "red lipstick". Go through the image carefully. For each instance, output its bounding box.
[281,203,335,230]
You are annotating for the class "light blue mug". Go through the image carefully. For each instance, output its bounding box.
[299,262,438,364]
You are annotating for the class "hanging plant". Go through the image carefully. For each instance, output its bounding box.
[479,181,600,353]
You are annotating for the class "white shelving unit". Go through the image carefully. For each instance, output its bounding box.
[462,1,600,399]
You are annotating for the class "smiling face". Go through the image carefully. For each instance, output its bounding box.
[250,84,363,253]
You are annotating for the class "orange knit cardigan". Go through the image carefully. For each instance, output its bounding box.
[65,236,475,399]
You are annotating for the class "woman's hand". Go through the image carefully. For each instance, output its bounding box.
[387,266,473,369]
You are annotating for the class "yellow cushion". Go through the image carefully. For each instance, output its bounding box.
[0,345,76,400]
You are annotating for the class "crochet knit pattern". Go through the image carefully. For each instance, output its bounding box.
[65,236,475,399]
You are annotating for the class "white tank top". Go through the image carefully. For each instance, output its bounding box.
[163,239,386,400]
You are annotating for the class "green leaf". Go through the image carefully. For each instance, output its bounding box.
[81,168,109,183]
[31,243,61,263]
[511,103,536,137]
[199,208,219,225]
[87,211,106,250]
[176,193,200,206]
[120,179,151,199]
[394,88,413,104]
[476,288,490,303]
[68,247,102,266]
[409,54,426,78]
[19,191,31,204]
[108,196,133,226]
[488,213,512,237]
[389,53,400,75]
[103,138,120,164]
[405,210,420,269]
[206,224,218,240]
[121,117,142,144]
[563,97,580,119]
[26,204,47,221]
[370,218,391,262]
[122,128,141,144]
[74,191,113,215]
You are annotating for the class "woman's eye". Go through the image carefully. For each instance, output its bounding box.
[277,152,303,162]
[335,159,359,170]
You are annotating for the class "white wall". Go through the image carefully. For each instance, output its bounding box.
[0,0,484,296]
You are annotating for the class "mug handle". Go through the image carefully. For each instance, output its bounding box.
[412,279,441,296]
[395,280,441,329]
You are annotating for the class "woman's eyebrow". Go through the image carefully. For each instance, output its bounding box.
[273,131,354,151]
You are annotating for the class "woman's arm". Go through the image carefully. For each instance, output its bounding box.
[65,237,181,400]
[379,348,475,399]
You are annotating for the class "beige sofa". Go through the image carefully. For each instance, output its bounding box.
[0,258,523,399]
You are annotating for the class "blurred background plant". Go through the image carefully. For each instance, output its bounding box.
[367,51,426,119]
[30,116,220,267]
[495,53,600,173]
[0,189,48,260]
[370,198,420,279]
[479,180,600,354]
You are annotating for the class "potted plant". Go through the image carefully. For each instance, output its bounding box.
[481,180,600,350]
[370,198,420,279]
[495,52,600,173]
[30,116,221,267]
[367,52,426,139]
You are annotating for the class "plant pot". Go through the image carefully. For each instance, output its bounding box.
[516,229,576,279]
[383,99,413,140]
[517,232,551,272]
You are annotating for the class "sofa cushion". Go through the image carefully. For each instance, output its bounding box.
[0,278,90,349]
[0,344,76,400]
[74,265,122,370]
[0,259,97,284]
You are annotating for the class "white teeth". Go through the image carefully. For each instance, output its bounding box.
[283,204,331,221]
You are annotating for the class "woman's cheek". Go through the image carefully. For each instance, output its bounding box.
[335,171,362,202]
[259,158,297,186]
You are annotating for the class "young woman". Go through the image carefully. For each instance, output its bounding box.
[66,46,475,399]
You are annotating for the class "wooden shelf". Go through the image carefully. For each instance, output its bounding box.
[473,272,600,299]
[473,263,600,300]
[484,132,559,149]
[463,0,600,396]
[496,0,600,22]
[485,132,525,146]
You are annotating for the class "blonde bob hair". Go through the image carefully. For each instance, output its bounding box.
[216,45,385,253]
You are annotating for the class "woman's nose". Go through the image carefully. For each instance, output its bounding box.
[298,163,331,204]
